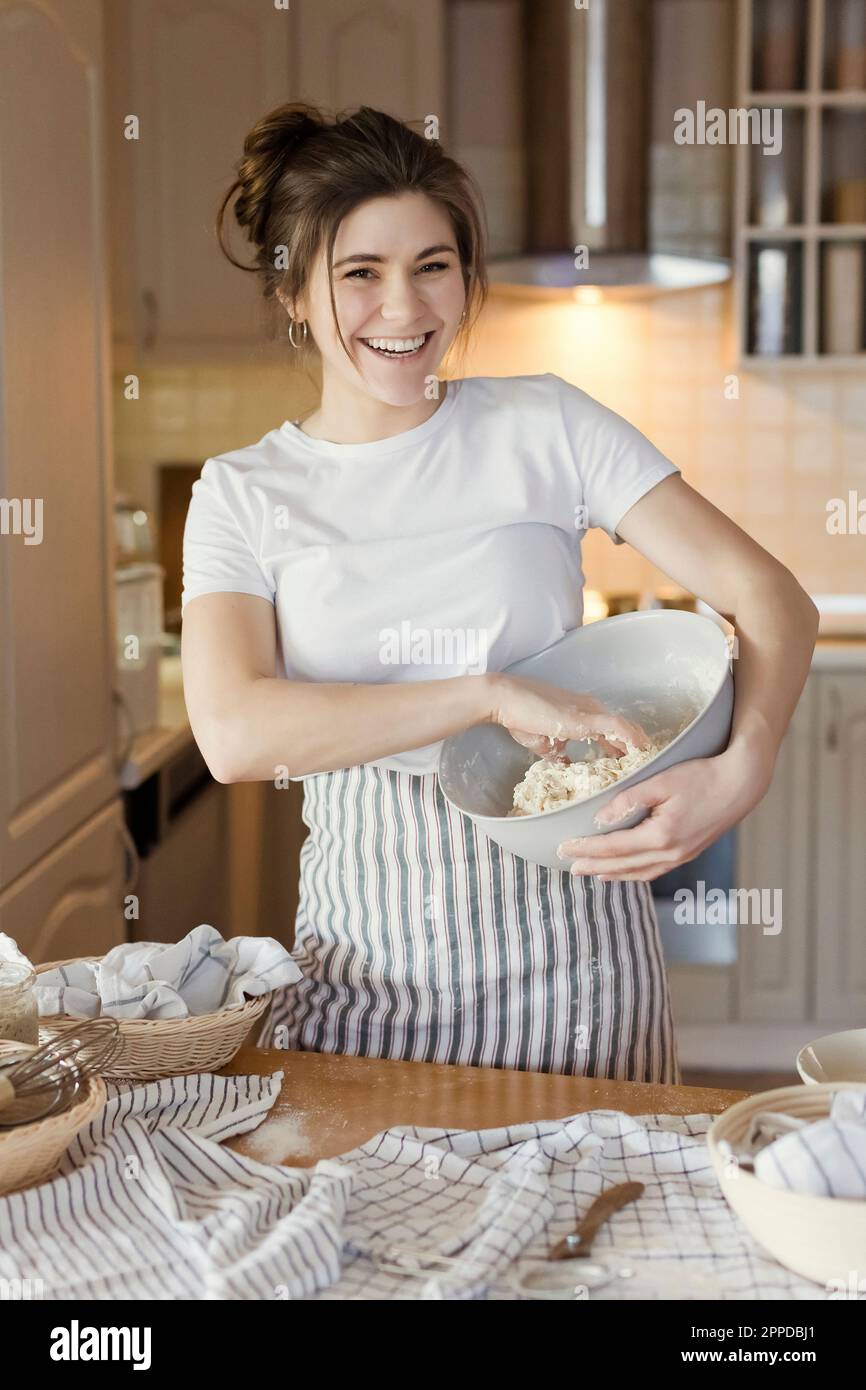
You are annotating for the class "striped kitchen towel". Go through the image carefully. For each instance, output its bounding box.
[0,1074,861,1301]
[32,924,304,1020]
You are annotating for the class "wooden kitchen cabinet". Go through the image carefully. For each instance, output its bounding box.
[0,800,128,965]
[105,0,294,359]
[735,673,816,1022]
[0,0,118,888]
[736,666,866,1027]
[673,665,866,1066]
[252,779,307,949]
[130,778,230,943]
[735,0,866,366]
[294,0,445,128]
[105,0,446,361]
[814,672,866,1022]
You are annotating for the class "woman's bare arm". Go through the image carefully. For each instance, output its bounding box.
[181,593,493,781]
[181,593,646,783]
[557,474,819,881]
[615,473,819,787]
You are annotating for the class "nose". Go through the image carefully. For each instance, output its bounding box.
[377,271,427,326]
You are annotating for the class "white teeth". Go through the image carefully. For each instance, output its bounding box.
[363,334,428,353]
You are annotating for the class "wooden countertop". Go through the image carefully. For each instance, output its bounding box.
[220,1046,749,1168]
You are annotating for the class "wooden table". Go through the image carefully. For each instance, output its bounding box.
[220,1046,749,1168]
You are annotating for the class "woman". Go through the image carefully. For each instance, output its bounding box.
[181,103,818,1083]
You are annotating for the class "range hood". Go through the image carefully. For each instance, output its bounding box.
[488,0,730,301]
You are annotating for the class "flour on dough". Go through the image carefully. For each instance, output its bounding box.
[508,739,666,817]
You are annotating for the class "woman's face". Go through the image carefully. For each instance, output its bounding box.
[288,191,467,405]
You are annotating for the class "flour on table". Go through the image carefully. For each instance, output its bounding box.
[239,1111,314,1162]
[508,738,667,817]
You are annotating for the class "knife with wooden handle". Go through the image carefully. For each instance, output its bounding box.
[548,1180,645,1260]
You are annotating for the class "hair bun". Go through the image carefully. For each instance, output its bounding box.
[231,102,324,248]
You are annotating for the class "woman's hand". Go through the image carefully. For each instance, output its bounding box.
[556,745,771,881]
[487,673,650,759]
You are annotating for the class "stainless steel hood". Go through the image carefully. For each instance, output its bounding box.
[488,0,729,301]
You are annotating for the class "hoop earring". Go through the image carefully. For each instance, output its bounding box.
[288,317,309,350]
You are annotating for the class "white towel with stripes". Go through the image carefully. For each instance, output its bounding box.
[720,1087,866,1200]
[0,1070,858,1300]
[30,925,304,1020]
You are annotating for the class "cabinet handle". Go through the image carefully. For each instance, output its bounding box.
[118,821,141,894]
[825,685,841,751]
[141,288,159,349]
[111,687,136,774]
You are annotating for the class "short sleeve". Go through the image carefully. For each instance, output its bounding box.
[181,459,275,611]
[550,374,680,544]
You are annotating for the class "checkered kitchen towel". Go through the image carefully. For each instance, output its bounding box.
[0,1072,860,1301]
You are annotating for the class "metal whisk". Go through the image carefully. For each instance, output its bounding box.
[0,1017,121,1128]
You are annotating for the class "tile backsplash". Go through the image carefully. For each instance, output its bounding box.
[113,282,866,601]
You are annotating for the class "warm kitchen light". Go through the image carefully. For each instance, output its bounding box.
[582,589,610,624]
[573,285,605,306]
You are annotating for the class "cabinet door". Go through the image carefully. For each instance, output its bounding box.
[0,800,128,964]
[815,672,866,1023]
[296,0,444,123]
[108,0,293,356]
[736,676,816,1022]
[131,780,229,943]
[0,0,117,888]
[242,780,307,949]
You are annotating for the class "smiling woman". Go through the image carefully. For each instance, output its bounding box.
[278,192,468,438]
[215,103,480,442]
[179,101,818,1086]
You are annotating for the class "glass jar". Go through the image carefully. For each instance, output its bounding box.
[0,962,39,1045]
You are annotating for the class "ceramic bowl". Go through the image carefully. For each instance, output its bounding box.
[708,1082,866,1286]
[438,609,734,870]
[797,1028,866,1084]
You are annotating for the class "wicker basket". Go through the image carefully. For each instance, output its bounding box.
[708,1082,866,1285]
[35,956,271,1081]
[0,1040,107,1196]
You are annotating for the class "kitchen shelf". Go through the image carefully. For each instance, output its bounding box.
[735,0,866,364]
[743,221,866,234]
[742,90,866,102]
[740,352,866,366]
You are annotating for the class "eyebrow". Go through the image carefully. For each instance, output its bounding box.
[332,244,457,269]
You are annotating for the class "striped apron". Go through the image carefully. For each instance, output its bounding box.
[257,765,681,1084]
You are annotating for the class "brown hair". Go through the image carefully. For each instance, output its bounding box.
[216,102,488,371]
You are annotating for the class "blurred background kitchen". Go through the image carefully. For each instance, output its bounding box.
[1,0,864,1088]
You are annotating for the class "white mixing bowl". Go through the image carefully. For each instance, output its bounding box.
[797,1029,866,1084]
[437,609,734,871]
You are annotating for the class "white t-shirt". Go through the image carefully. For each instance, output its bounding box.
[181,372,679,774]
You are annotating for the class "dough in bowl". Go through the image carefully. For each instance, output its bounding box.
[508,739,667,817]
